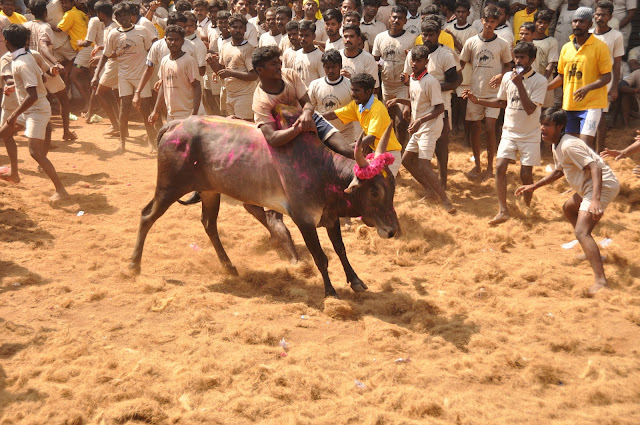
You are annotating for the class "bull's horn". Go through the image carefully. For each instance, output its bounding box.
[375,122,393,157]
[354,132,368,168]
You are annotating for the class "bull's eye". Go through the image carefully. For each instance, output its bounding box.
[370,187,382,200]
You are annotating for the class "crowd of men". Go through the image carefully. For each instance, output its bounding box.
[0,0,639,292]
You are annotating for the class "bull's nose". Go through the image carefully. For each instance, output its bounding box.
[387,229,396,238]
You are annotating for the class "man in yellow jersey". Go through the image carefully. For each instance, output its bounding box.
[548,7,611,151]
[0,0,26,24]
[415,6,455,50]
[324,72,403,177]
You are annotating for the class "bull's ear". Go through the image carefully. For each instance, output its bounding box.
[374,122,393,157]
[344,176,362,194]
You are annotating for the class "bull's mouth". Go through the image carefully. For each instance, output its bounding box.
[377,226,398,239]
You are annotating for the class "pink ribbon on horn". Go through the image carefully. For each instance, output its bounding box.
[353,152,395,180]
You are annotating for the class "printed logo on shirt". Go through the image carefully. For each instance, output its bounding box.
[567,62,583,81]
[382,45,400,62]
[477,49,495,68]
[322,94,341,110]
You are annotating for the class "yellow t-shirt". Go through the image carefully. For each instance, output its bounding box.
[1,11,27,24]
[57,6,88,51]
[557,34,612,111]
[334,97,402,152]
[155,23,165,39]
[415,31,455,51]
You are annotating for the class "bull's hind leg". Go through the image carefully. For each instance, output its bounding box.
[201,191,238,275]
[130,189,183,273]
[243,204,298,264]
[326,219,367,293]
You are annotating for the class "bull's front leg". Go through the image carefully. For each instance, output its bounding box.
[294,220,338,298]
[326,219,367,293]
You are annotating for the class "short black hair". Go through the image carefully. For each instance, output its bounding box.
[275,5,292,18]
[285,20,299,31]
[3,24,29,49]
[298,19,316,33]
[421,18,440,33]
[229,12,248,26]
[217,10,231,20]
[94,0,113,16]
[439,0,455,12]
[252,45,281,69]
[534,8,553,22]
[323,7,342,22]
[113,1,131,15]
[321,48,342,66]
[520,21,535,33]
[391,5,408,17]
[351,72,376,91]
[540,106,566,129]
[513,40,537,59]
[421,4,440,15]
[175,0,192,11]
[482,4,500,19]
[343,10,361,21]
[193,0,208,8]
[128,1,140,14]
[596,0,614,14]
[411,44,429,60]
[496,0,510,15]
[341,24,361,37]
[455,0,470,10]
[363,0,380,6]
[167,11,187,25]
[28,0,47,19]
[165,24,186,38]
[183,10,198,23]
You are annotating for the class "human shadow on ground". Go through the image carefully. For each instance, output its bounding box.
[0,261,48,294]
[0,206,54,246]
[49,192,119,215]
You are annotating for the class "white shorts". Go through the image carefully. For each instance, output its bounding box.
[0,106,24,127]
[404,120,444,160]
[382,84,408,102]
[578,183,620,213]
[226,93,254,120]
[387,150,402,177]
[466,100,500,121]
[167,111,191,122]
[73,46,92,68]
[44,74,66,94]
[23,109,51,139]
[119,78,151,98]
[54,42,77,62]
[497,139,541,167]
[99,59,118,89]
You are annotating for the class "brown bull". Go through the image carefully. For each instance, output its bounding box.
[130,105,399,297]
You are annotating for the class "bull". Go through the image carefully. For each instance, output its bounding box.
[130,105,399,297]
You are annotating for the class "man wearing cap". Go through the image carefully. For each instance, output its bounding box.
[548,6,611,151]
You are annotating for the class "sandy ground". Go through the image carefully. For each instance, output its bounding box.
[0,113,639,425]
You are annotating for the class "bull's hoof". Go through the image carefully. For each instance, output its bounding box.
[225,264,239,276]
[178,192,201,205]
[325,288,340,299]
[350,278,368,292]
[127,261,141,275]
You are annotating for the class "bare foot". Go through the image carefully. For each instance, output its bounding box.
[49,190,70,202]
[63,131,78,141]
[482,169,494,182]
[465,166,482,180]
[149,145,157,154]
[588,280,607,295]
[104,127,120,136]
[488,212,509,225]
[115,145,126,154]
[0,166,20,183]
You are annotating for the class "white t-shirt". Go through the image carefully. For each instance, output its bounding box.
[554,5,577,47]
[12,50,50,116]
[248,16,266,37]
[326,36,344,51]
[447,23,479,86]
[105,25,152,81]
[360,19,386,47]
[86,16,104,47]
[592,27,624,91]
[293,47,324,87]
[372,30,417,91]
[186,33,208,68]
[258,31,282,47]
[404,15,421,36]
[219,40,256,97]
[495,23,514,45]
[497,70,547,143]
[553,134,619,198]
[282,47,299,69]
[459,34,512,98]
[46,0,70,49]
[404,46,459,113]
[376,5,393,29]
[532,35,559,75]
[252,67,307,125]
[159,53,199,119]
[245,21,259,46]
[409,72,444,137]
[340,48,380,88]
[308,75,354,141]
[612,0,636,23]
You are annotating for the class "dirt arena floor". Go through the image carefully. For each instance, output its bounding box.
[0,112,639,425]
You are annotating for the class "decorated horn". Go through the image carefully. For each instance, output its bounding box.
[375,122,393,158]
[354,131,368,168]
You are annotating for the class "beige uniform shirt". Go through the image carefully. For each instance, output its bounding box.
[219,40,257,97]
[293,47,324,87]
[459,34,512,98]
[159,53,200,120]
